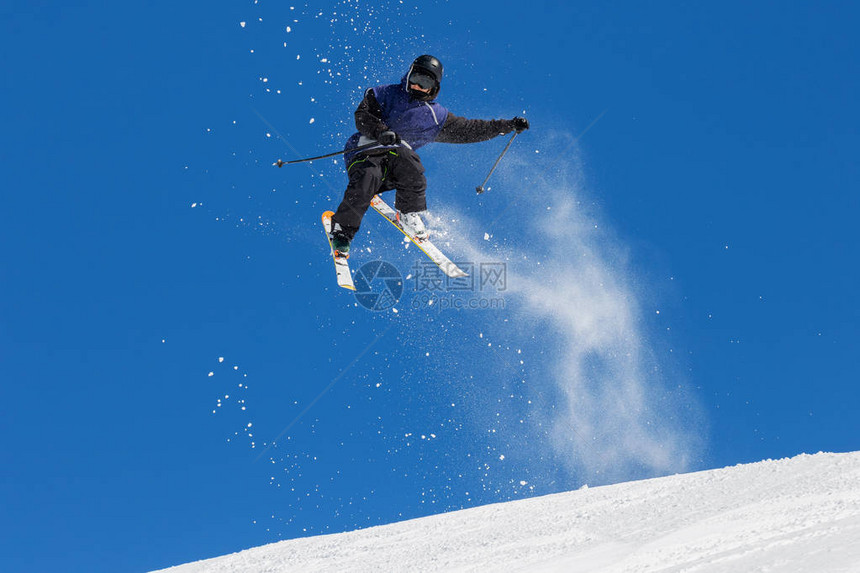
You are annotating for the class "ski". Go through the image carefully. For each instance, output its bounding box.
[321,211,356,291]
[370,195,468,278]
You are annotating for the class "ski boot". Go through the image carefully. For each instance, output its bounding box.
[330,221,351,258]
[397,210,429,240]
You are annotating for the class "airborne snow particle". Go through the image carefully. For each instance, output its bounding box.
[219,357,225,363]
[309,118,315,124]
[240,21,246,28]
[208,372,214,377]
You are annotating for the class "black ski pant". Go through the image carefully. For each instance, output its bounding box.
[332,147,427,241]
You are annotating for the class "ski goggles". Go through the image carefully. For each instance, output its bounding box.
[408,71,436,90]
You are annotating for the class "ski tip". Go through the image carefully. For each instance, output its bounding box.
[443,266,469,278]
[322,210,335,221]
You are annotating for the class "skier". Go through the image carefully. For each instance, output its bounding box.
[329,55,530,257]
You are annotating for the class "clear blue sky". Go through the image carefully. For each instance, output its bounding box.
[2,2,858,572]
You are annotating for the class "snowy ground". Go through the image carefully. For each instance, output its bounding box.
[156,451,860,572]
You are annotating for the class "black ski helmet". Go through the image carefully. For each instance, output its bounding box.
[407,54,443,100]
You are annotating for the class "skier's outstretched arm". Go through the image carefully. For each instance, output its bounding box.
[435,114,528,144]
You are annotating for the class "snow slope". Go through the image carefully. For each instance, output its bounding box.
[156,451,860,572]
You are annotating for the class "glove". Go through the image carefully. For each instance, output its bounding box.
[378,130,400,145]
[511,117,530,133]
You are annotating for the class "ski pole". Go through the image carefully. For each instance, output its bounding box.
[274,141,380,167]
[476,132,518,194]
